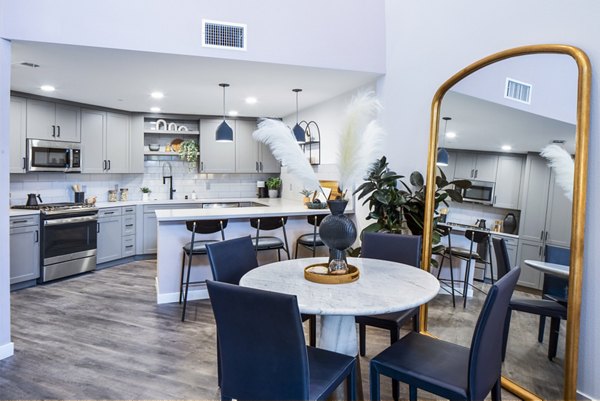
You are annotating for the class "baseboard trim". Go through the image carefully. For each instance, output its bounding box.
[154,277,208,304]
[0,342,14,360]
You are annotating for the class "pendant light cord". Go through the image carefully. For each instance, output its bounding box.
[222,85,226,121]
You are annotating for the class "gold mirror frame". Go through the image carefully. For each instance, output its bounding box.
[419,44,590,401]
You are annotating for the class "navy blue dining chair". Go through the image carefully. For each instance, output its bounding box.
[355,232,422,401]
[207,280,357,401]
[370,267,521,401]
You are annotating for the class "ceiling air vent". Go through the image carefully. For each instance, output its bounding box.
[202,19,247,51]
[504,78,532,104]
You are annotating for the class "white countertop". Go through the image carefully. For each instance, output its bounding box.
[154,198,341,222]
[440,222,519,239]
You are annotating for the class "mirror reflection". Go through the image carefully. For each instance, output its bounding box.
[427,54,577,399]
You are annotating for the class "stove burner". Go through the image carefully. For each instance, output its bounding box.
[12,202,97,215]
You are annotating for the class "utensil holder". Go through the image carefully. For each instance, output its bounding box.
[74,192,85,203]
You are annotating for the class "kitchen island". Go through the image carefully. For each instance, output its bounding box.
[154,198,350,304]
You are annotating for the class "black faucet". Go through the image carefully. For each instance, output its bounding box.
[163,176,176,200]
[162,161,176,200]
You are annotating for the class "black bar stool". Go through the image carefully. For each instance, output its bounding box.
[294,214,326,258]
[250,216,290,260]
[180,219,228,321]
[436,225,457,307]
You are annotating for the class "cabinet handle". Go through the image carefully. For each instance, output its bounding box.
[470,169,474,178]
[200,161,204,171]
[103,160,107,171]
[125,208,134,212]
[12,219,27,224]
[493,195,496,204]
[260,161,263,172]
[125,245,134,249]
[540,230,544,240]
[108,160,111,170]
[545,231,548,241]
[539,246,542,256]
[256,161,259,172]
[57,125,61,137]
[97,222,100,233]
[34,230,39,243]
[104,211,115,215]
[125,224,134,227]
[23,157,26,171]
[474,169,478,178]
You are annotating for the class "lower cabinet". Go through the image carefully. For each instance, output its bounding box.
[97,206,137,264]
[10,215,40,284]
[516,239,543,289]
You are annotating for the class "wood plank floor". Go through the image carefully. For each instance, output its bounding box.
[0,260,561,400]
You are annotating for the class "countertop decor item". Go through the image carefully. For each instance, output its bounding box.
[170,138,183,152]
[319,199,357,272]
[119,188,129,201]
[108,190,117,202]
[140,187,151,202]
[304,263,360,284]
[266,177,282,198]
[156,119,167,130]
[149,143,160,151]
[503,213,517,234]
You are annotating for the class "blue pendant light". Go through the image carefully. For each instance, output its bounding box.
[216,83,233,142]
[437,117,451,166]
[292,88,305,143]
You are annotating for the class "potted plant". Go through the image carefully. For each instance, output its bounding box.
[140,187,151,202]
[178,140,199,163]
[266,177,282,198]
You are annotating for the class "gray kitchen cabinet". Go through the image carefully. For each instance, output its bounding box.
[142,213,158,254]
[519,154,551,242]
[9,216,40,284]
[493,155,524,209]
[454,152,498,182]
[544,172,572,248]
[97,208,123,263]
[234,119,280,173]
[129,115,145,173]
[81,109,130,173]
[200,119,236,173]
[516,239,544,289]
[121,206,136,257]
[26,98,80,142]
[9,96,27,173]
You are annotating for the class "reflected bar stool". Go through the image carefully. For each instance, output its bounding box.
[250,216,291,260]
[294,214,326,258]
[435,225,457,307]
[180,219,228,321]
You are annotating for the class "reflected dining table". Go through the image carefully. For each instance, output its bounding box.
[524,259,570,279]
[240,257,440,357]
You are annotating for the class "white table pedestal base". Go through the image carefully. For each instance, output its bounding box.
[319,315,358,356]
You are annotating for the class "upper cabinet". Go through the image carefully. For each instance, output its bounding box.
[81,109,131,173]
[493,155,524,209]
[454,152,498,182]
[235,120,279,173]
[200,119,236,173]
[439,150,457,181]
[9,96,27,173]
[26,99,80,142]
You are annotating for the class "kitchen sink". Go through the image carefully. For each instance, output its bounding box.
[201,201,267,209]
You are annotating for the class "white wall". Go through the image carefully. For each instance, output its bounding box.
[0,0,385,74]
[381,1,600,398]
[0,38,14,358]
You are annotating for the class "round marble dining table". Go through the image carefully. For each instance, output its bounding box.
[239,257,440,357]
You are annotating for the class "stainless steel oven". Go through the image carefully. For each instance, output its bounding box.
[27,139,81,173]
[41,207,98,282]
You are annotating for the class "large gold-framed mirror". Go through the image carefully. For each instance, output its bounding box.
[420,45,590,400]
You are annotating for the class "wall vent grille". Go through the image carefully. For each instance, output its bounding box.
[505,78,532,104]
[203,20,247,50]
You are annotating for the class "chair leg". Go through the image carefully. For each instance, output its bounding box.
[448,252,456,308]
[491,379,502,401]
[548,317,560,360]
[369,364,380,401]
[179,253,186,304]
[409,385,417,401]
[277,248,281,261]
[390,329,400,401]
[181,253,193,322]
[217,337,222,387]
[463,258,472,308]
[538,316,546,343]
[309,315,316,347]
[359,323,366,356]
[346,362,356,401]
[294,241,299,259]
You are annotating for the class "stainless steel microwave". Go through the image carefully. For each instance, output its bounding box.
[27,139,81,173]
[461,181,495,205]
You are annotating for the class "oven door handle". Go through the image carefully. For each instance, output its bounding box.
[44,215,98,226]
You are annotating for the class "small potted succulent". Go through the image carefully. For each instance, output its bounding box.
[266,177,282,198]
[140,187,151,201]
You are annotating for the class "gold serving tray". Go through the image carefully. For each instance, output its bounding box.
[304,263,360,284]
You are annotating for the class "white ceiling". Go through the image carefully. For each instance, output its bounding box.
[440,91,576,154]
[10,41,381,117]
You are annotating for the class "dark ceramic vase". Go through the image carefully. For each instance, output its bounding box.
[503,213,517,234]
[319,200,357,264]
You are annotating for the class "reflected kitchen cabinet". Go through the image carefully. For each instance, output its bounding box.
[9,96,27,173]
[454,151,498,182]
[493,155,524,209]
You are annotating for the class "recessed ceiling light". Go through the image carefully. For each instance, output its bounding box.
[150,107,161,113]
[40,85,55,92]
[245,97,257,105]
[151,91,164,99]
[445,132,456,138]
[501,145,512,151]
[228,110,239,116]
